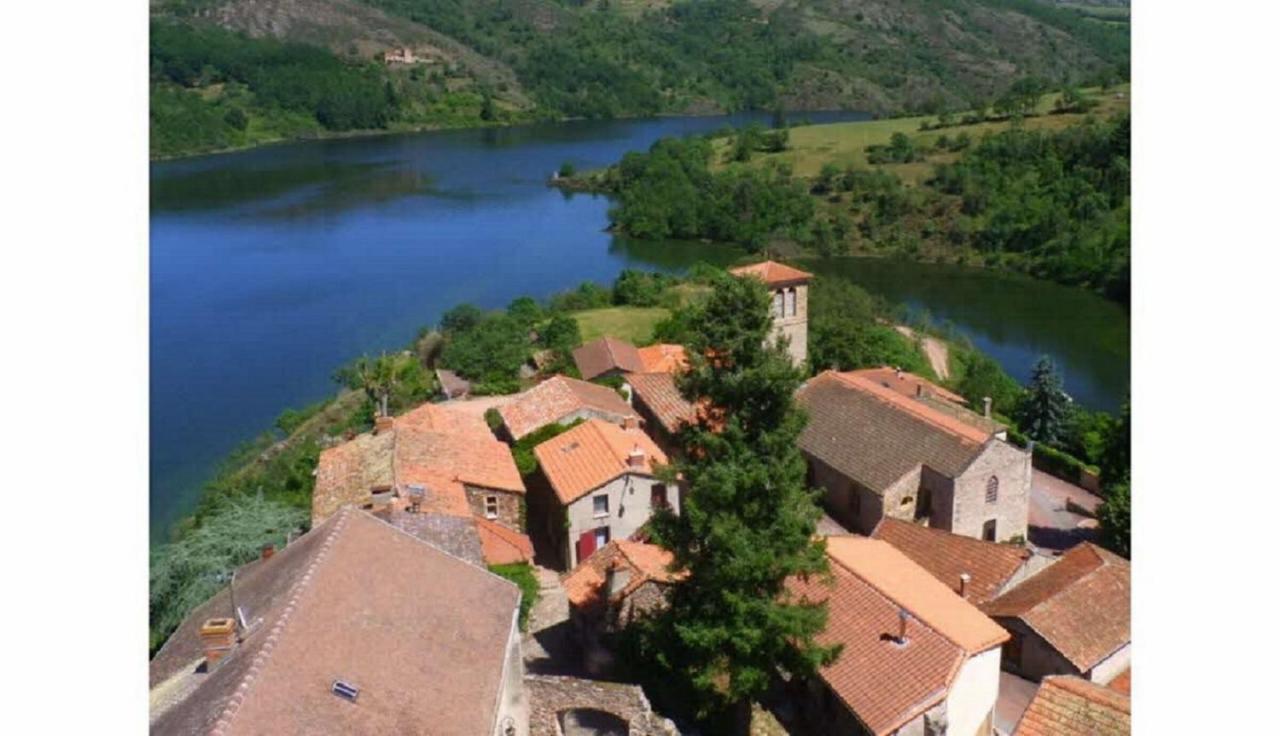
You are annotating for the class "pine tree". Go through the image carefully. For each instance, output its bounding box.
[1018,355,1070,444]
[636,272,838,723]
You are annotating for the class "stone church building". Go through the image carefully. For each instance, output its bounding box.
[730,260,811,367]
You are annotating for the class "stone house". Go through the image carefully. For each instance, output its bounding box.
[730,260,812,367]
[788,536,1008,736]
[1013,675,1130,736]
[982,543,1131,686]
[871,518,1057,605]
[561,540,684,675]
[797,370,1030,542]
[497,374,640,442]
[532,418,675,569]
[312,402,533,566]
[149,507,529,735]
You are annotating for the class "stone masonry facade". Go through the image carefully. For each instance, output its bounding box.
[466,485,524,532]
[768,282,808,368]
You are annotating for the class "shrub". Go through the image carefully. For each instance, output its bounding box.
[488,563,540,630]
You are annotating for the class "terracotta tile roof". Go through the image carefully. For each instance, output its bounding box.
[475,517,535,565]
[573,336,646,380]
[312,402,524,526]
[1014,676,1130,736]
[534,419,669,504]
[729,260,813,286]
[1107,668,1130,695]
[635,344,689,374]
[498,374,638,440]
[796,372,990,493]
[383,508,485,566]
[563,540,682,610]
[849,366,967,404]
[626,372,697,435]
[983,543,1130,672]
[871,518,1033,604]
[150,509,522,735]
[789,536,1006,735]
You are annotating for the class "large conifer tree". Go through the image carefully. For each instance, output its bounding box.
[1018,355,1071,444]
[637,271,837,722]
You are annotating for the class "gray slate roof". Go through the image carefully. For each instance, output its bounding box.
[797,373,987,493]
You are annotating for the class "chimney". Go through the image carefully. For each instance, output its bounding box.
[200,618,237,666]
[916,383,926,398]
[958,573,972,599]
[374,414,394,435]
[896,609,910,645]
[260,543,275,560]
[627,445,647,469]
[983,397,993,418]
[621,415,640,431]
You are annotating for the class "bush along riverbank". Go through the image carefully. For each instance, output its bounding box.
[559,86,1131,302]
[150,262,1122,652]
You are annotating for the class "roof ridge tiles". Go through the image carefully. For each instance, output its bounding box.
[210,508,353,736]
[828,372,989,445]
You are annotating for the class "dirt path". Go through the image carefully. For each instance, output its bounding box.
[894,325,951,380]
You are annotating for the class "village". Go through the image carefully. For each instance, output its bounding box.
[148,262,1129,736]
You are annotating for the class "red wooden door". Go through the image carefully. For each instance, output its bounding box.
[577,528,597,563]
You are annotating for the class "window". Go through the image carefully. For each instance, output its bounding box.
[484,495,499,519]
[592,494,609,517]
[786,287,797,317]
[772,290,784,318]
[594,526,610,548]
[917,488,932,519]
[986,476,999,504]
[982,519,997,542]
[651,484,668,509]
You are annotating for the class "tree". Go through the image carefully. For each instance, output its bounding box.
[955,351,1023,417]
[1096,478,1130,558]
[334,352,428,417]
[1016,355,1070,445]
[1099,397,1130,488]
[635,273,838,722]
[506,296,543,328]
[440,303,485,334]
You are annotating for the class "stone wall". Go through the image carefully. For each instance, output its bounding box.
[768,283,808,368]
[999,618,1082,681]
[468,486,525,532]
[809,456,884,535]
[949,440,1031,542]
[525,675,679,736]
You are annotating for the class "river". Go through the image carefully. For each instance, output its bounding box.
[150,112,1128,539]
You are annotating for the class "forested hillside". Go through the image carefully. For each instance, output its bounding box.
[151,0,1128,157]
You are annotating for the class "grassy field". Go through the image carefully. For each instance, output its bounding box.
[716,85,1130,184]
[573,306,670,344]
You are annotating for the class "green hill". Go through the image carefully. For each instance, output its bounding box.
[150,0,1128,158]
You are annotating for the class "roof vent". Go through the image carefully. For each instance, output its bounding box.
[332,680,360,702]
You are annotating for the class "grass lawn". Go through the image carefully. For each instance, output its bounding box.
[573,306,670,344]
[716,84,1130,183]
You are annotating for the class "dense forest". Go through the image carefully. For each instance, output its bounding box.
[150,0,1128,157]
[598,111,1131,300]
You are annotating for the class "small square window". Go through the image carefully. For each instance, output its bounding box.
[593,495,609,517]
[484,495,499,519]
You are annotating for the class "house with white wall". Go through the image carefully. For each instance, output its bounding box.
[532,418,675,569]
[789,536,1008,736]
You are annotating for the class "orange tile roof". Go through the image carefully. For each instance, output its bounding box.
[312,402,524,526]
[983,543,1130,672]
[789,536,1005,735]
[626,372,697,435]
[498,375,638,440]
[1106,668,1130,695]
[871,518,1033,604]
[635,344,689,374]
[729,260,813,286]
[827,536,1009,654]
[150,509,522,735]
[573,336,646,380]
[475,517,535,565]
[533,419,669,504]
[848,366,967,405]
[1014,676,1130,736]
[563,540,682,610]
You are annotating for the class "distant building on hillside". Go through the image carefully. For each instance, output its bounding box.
[729,260,812,367]
[532,419,675,569]
[797,370,1030,541]
[383,47,418,64]
[149,508,527,735]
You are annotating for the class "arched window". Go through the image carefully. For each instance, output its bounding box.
[985,476,999,504]
[786,287,797,316]
[772,290,784,318]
